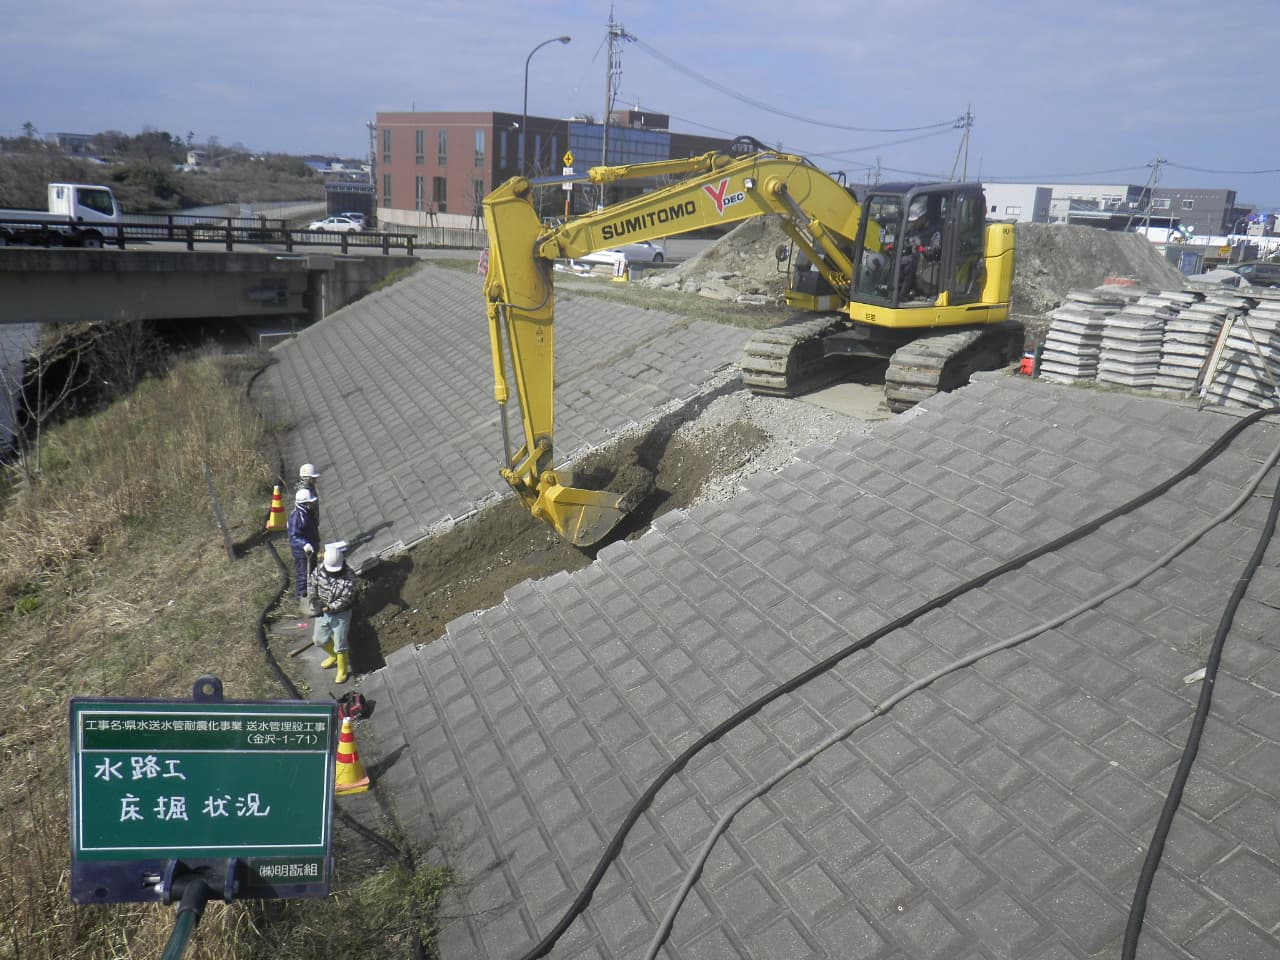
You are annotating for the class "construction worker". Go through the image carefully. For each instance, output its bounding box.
[297,463,321,523]
[308,543,358,683]
[287,487,320,616]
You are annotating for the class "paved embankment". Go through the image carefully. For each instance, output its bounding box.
[360,374,1280,960]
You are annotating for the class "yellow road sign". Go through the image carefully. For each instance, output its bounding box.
[563,150,575,167]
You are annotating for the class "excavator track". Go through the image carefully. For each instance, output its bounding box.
[883,320,1025,413]
[741,315,851,397]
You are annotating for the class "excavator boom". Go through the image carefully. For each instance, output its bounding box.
[482,150,1016,545]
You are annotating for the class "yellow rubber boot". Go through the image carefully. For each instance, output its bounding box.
[319,641,336,669]
[335,653,350,684]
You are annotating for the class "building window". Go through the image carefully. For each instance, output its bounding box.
[499,131,509,168]
[432,176,447,213]
[1152,198,1171,210]
[415,176,425,212]
[475,129,485,168]
[382,128,391,164]
[383,173,392,207]
[415,129,425,165]
[437,129,448,164]
[1181,199,1195,210]
[533,134,543,171]
[1004,205,1021,216]
[550,135,559,168]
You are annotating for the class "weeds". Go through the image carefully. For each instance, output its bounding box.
[0,350,449,959]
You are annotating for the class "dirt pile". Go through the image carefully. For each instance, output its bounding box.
[1011,222,1186,316]
[647,217,1188,322]
[644,217,793,303]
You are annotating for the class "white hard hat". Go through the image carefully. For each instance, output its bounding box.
[323,543,344,572]
[295,487,316,505]
[299,463,321,480]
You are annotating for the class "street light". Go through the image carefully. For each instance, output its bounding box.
[521,35,570,178]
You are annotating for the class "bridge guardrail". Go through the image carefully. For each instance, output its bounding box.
[119,216,415,255]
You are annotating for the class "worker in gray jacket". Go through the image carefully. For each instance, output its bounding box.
[307,542,358,683]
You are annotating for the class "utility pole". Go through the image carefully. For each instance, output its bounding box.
[1124,155,1165,234]
[366,121,376,187]
[950,108,973,181]
[599,7,634,207]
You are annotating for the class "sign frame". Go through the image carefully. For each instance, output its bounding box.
[69,677,338,904]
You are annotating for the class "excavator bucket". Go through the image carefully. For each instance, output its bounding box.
[534,477,629,548]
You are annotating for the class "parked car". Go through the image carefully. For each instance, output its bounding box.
[307,215,363,233]
[1225,261,1280,288]
[577,239,667,266]
[337,212,370,229]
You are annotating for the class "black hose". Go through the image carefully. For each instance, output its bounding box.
[1120,450,1280,958]
[518,406,1278,959]
[259,537,426,960]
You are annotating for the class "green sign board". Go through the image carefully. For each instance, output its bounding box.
[70,699,337,863]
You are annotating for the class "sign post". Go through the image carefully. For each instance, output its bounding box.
[69,676,337,905]
[562,150,575,219]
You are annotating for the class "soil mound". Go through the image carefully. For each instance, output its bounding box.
[647,217,1188,321]
[645,217,792,302]
[1011,222,1186,316]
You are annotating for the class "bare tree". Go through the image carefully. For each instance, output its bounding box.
[95,314,166,399]
[0,323,92,484]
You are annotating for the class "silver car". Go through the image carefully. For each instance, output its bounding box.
[307,216,363,233]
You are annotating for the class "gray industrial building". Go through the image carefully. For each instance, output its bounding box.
[982,181,1246,237]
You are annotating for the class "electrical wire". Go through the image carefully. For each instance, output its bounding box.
[645,414,1280,959]
[631,37,957,134]
[259,533,427,960]
[1121,443,1280,960]
[1166,160,1280,176]
[515,406,1280,960]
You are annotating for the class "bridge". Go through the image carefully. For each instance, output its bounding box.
[0,247,416,329]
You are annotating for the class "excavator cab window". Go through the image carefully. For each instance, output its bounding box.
[853,186,989,308]
[949,190,987,304]
[853,194,905,302]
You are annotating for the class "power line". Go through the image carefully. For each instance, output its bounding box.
[980,164,1151,182]
[630,36,956,134]
[1166,160,1280,176]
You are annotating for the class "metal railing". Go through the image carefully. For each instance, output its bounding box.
[0,213,416,255]
[122,217,417,255]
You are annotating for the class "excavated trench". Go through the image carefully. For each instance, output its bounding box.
[356,386,771,670]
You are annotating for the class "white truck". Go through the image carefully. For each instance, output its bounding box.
[0,183,122,248]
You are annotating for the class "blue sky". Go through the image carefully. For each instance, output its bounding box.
[6,0,1280,206]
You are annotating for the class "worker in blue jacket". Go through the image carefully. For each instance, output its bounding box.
[287,486,320,616]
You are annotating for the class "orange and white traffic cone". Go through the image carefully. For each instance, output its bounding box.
[335,715,370,795]
[265,484,287,533]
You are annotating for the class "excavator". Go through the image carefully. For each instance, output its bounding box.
[482,148,1020,546]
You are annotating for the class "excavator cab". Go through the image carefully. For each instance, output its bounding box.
[852,183,988,309]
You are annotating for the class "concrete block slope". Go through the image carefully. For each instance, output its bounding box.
[363,375,1280,960]
[253,266,748,569]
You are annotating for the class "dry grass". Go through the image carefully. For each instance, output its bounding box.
[0,351,448,960]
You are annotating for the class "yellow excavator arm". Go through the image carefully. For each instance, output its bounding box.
[482,151,866,546]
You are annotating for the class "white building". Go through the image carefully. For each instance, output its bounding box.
[981,184,1052,222]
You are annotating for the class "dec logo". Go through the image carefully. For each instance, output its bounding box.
[703,179,746,216]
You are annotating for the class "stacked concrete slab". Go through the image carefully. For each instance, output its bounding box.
[1034,283,1280,412]
[1202,293,1280,408]
[1096,295,1178,389]
[1154,295,1223,395]
[1036,289,1125,384]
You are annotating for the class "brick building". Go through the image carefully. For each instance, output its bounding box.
[373,110,733,228]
